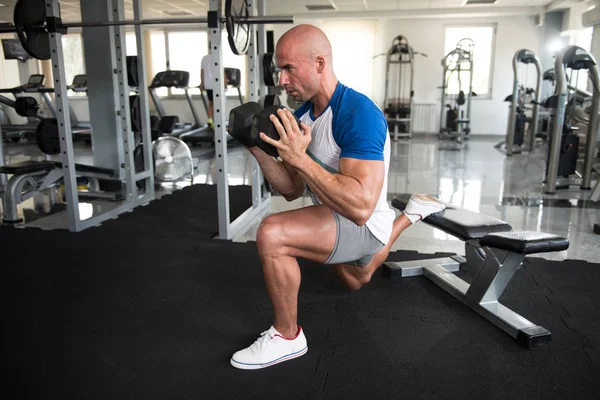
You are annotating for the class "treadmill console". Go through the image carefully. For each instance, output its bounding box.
[24,74,45,89]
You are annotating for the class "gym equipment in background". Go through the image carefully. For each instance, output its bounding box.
[439,38,474,149]
[545,45,600,194]
[0,0,286,235]
[262,51,283,107]
[152,136,194,184]
[381,35,426,140]
[496,49,543,155]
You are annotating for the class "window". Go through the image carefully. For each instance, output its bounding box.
[152,30,246,98]
[62,34,85,95]
[126,32,138,56]
[150,31,167,96]
[444,26,495,97]
[221,31,247,98]
[320,20,377,99]
[168,31,208,95]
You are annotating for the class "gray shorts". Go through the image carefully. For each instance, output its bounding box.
[325,211,385,267]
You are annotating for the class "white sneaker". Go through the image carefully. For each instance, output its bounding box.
[403,194,446,224]
[230,326,308,370]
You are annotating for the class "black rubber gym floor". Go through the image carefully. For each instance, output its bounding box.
[2,184,599,399]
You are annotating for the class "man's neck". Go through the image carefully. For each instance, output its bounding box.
[311,79,339,118]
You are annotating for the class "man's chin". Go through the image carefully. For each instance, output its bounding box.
[289,92,304,102]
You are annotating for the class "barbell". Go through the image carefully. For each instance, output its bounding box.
[0,0,293,60]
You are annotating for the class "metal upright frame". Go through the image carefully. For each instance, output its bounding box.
[546,45,600,194]
[439,39,474,145]
[504,49,542,156]
[46,0,154,232]
[209,0,270,239]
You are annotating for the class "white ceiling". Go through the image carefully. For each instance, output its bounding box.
[0,0,577,24]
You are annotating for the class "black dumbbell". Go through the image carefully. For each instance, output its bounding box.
[228,102,301,158]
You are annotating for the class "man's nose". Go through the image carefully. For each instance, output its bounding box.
[278,69,289,86]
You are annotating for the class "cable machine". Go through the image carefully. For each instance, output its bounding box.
[545,45,600,194]
[498,49,542,155]
[383,35,420,140]
[439,38,474,148]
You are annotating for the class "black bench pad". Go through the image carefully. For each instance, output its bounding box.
[392,194,512,240]
[479,231,570,255]
[0,160,56,174]
[53,162,115,177]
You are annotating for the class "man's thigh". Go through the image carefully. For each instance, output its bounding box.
[259,205,337,264]
[259,205,384,267]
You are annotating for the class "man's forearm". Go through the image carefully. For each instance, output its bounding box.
[249,148,304,200]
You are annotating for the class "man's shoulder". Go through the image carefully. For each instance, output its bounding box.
[333,84,384,121]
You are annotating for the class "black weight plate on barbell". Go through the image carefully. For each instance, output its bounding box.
[15,96,38,117]
[36,118,60,155]
[262,53,279,87]
[225,0,250,55]
[14,0,51,60]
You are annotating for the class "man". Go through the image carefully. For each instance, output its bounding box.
[230,24,445,370]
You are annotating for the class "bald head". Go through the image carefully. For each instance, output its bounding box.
[277,24,333,62]
[275,25,337,104]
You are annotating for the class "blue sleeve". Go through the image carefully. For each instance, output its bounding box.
[335,95,387,161]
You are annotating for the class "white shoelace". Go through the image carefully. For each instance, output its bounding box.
[250,330,274,353]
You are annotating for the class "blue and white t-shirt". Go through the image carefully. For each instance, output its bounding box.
[294,82,395,245]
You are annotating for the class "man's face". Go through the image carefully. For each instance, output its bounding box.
[275,44,319,102]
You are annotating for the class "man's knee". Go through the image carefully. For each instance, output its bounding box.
[256,215,285,255]
[335,263,374,291]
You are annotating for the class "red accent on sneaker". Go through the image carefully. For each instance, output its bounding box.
[274,326,302,341]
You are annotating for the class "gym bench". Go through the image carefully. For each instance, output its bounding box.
[384,194,569,349]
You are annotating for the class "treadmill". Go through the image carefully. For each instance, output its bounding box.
[67,74,93,142]
[148,70,212,144]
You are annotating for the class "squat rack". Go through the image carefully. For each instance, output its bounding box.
[3,0,291,237]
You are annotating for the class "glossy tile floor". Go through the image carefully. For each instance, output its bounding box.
[1,135,599,263]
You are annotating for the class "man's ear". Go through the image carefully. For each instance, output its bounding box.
[316,56,325,73]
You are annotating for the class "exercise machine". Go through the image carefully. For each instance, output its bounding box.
[385,194,569,349]
[439,39,474,149]
[382,35,425,140]
[545,45,600,194]
[0,74,50,135]
[497,49,543,155]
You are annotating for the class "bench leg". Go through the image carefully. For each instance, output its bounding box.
[384,246,552,349]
